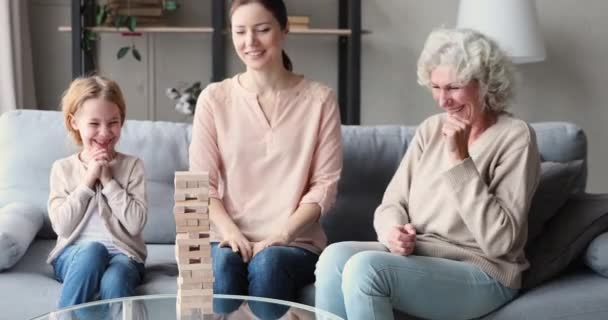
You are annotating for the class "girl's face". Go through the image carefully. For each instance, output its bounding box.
[231,2,287,71]
[69,97,122,155]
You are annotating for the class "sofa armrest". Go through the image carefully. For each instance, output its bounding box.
[0,202,44,271]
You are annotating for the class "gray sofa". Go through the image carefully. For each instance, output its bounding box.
[1,109,608,320]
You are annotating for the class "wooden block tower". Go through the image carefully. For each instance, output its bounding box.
[174,172,214,319]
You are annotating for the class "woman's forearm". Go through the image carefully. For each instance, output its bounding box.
[209,198,241,237]
[281,203,321,242]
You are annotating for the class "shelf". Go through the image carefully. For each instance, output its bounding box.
[289,28,370,36]
[58,26,214,33]
[58,26,368,36]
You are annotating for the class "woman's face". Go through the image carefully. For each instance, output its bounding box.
[231,3,287,71]
[430,65,483,121]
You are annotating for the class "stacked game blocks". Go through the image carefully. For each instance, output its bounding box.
[174,172,213,319]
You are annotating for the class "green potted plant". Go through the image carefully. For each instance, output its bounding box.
[82,0,179,61]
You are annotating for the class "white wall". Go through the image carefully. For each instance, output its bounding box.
[29,0,608,193]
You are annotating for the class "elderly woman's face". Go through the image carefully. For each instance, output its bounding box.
[430,65,482,121]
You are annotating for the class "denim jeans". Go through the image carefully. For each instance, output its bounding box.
[52,242,145,311]
[315,242,518,320]
[210,242,318,320]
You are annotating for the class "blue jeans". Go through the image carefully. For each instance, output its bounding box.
[211,242,318,320]
[315,242,518,320]
[52,242,145,310]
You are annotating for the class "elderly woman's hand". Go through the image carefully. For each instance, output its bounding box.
[442,113,471,165]
[388,224,416,256]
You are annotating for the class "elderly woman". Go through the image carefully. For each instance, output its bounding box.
[315,28,541,320]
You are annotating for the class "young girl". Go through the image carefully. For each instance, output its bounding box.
[47,75,147,309]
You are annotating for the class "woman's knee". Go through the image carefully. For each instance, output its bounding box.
[212,245,246,274]
[317,241,384,275]
[248,247,285,273]
[342,251,390,294]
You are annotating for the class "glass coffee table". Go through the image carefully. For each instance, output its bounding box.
[30,294,342,320]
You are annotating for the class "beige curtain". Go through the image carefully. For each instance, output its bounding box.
[0,0,36,114]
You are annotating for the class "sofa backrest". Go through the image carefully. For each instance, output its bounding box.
[0,110,588,245]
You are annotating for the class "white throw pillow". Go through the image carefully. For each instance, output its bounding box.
[0,202,44,271]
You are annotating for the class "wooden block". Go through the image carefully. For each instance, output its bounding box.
[177,250,212,261]
[175,213,210,220]
[177,251,212,261]
[178,288,213,297]
[178,295,213,304]
[173,206,209,215]
[177,256,213,265]
[178,275,214,284]
[174,172,207,179]
[176,224,210,233]
[174,201,209,214]
[174,188,209,202]
[177,305,214,320]
[175,180,187,189]
[175,172,209,181]
[175,233,210,247]
[179,262,212,272]
[188,271,214,281]
[179,281,214,290]
[176,243,211,253]
[176,246,210,255]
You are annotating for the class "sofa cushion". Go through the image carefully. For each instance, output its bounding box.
[527,160,584,242]
[523,193,608,289]
[321,126,414,244]
[584,231,608,277]
[486,269,608,319]
[0,203,44,271]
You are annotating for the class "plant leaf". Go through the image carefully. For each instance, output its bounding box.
[114,15,124,30]
[132,47,141,61]
[127,16,137,32]
[164,0,178,11]
[117,46,130,59]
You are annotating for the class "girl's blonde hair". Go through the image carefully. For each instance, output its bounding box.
[61,75,126,145]
[417,28,515,113]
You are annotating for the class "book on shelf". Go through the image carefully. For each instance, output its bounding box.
[106,15,167,26]
[288,16,310,24]
[288,16,310,29]
[112,7,164,17]
[107,0,162,5]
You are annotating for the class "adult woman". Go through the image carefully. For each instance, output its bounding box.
[315,28,541,320]
[189,0,342,318]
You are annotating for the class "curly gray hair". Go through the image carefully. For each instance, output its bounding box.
[417,28,515,113]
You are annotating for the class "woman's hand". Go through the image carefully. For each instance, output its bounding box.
[442,114,471,165]
[387,224,416,256]
[219,231,253,263]
[252,233,291,257]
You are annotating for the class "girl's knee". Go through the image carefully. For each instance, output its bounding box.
[77,242,109,261]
